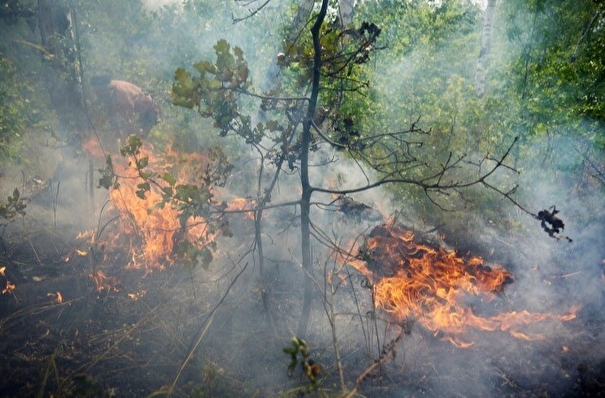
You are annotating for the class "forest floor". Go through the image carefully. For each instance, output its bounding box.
[1,202,605,397]
[1,136,605,397]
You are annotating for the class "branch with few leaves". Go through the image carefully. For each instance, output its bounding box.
[232,0,273,24]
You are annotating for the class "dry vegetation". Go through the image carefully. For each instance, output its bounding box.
[1,143,604,397]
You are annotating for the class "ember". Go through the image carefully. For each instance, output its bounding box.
[347,223,578,347]
[89,270,120,293]
[1,266,16,296]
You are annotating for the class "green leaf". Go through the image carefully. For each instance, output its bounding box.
[162,172,176,186]
[214,39,230,54]
[193,60,217,75]
[135,182,150,200]
[136,156,149,169]
[265,120,279,131]
[174,68,195,90]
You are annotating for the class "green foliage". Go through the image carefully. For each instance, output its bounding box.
[98,154,120,190]
[278,17,385,148]
[104,135,233,270]
[499,0,605,145]
[0,54,27,157]
[172,40,255,139]
[0,54,30,158]
[0,188,28,225]
[0,0,67,162]
[357,0,479,56]
[171,21,384,174]
[348,0,498,202]
[173,239,215,270]
[350,0,488,158]
[283,337,322,390]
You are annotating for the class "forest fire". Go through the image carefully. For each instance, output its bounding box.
[83,137,220,271]
[226,197,256,220]
[89,270,120,292]
[347,224,578,347]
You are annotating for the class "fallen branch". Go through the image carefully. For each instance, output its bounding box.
[344,326,406,398]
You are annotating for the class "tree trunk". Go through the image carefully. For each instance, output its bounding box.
[296,0,329,339]
[38,0,86,138]
[475,0,497,97]
[287,0,315,43]
[338,0,356,28]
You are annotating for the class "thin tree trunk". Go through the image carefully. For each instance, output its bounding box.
[296,0,329,339]
[475,0,497,97]
[287,0,315,43]
[38,0,87,135]
[338,0,356,28]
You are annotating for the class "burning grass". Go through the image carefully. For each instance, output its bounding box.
[346,223,579,347]
[0,136,600,397]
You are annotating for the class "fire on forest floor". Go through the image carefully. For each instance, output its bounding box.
[343,222,579,348]
[0,138,603,397]
[82,136,255,274]
[1,215,604,397]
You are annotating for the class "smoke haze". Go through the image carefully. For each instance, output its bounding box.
[0,1,603,397]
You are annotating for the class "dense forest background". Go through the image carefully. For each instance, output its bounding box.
[0,0,604,397]
[1,0,603,233]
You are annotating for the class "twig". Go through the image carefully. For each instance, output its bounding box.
[19,221,43,266]
[318,251,346,392]
[232,0,272,24]
[167,261,249,396]
[344,326,406,398]
[575,146,605,185]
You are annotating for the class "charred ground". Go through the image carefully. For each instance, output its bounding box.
[1,192,604,397]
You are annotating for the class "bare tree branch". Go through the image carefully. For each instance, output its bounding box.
[232,0,273,24]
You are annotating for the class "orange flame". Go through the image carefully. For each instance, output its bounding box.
[345,224,578,346]
[226,197,255,220]
[1,266,16,295]
[89,270,120,292]
[82,136,107,159]
[92,140,219,270]
[84,138,248,271]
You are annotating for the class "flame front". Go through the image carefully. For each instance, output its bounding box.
[112,144,220,270]
[85,138,220,271]
[347,224,577,347]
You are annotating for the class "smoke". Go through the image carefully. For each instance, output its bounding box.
[126,2,605,395]
[414,134,605,396]
[141,0,180,11]
[512,136,605,307]
[3,1,603,397]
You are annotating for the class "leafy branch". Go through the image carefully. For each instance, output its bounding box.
[97,135,235,269]
[283,336,322,390]
[0,188,28,226]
